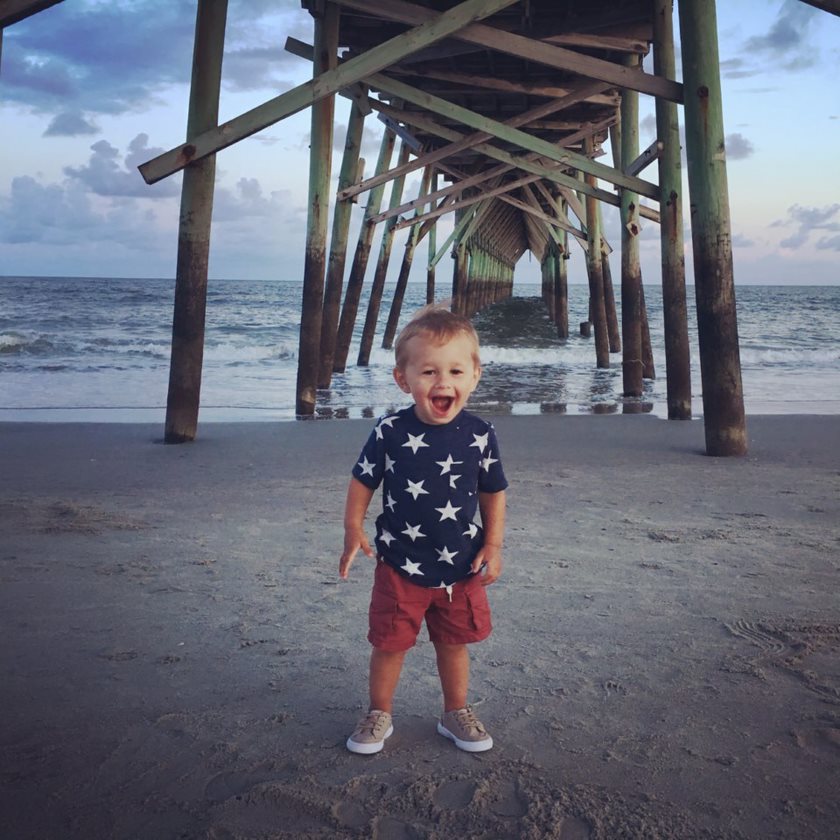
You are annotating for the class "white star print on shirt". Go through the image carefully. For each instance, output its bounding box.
[481,454,499,472]
[385,454,395,473]
[401,558,424,576]
[357,456,375,477]
[435,500,461,521]
[403,432,429,454]
[380,529,395,546]
[470,432,489,453]
[435,453,463,475]
[402,522,425,542]
[449,474,461,489]
[436,546,458,564]
[385,492,397,512]
[405,479,429,500]
[463,522,479,538]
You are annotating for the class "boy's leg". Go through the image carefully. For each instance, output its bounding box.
[433,641,469,712]
[369,646,407,713]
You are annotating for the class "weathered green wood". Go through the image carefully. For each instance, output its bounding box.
[640,283,656,380]
[556,215,569,339]
[654,0,692,419]
[619,55,644,398]
[164,0,228,444]
[317,99,365,388]
[373,100,660,222]
[296,4,339,416]
[426,171,437,303]
[597,203,621,354]
[382,167,431,348]
[584,137,609,369]
[338,0,684,103]
[357,140,411,366]
[342,82,609,204]
[679,0,747,455]
[369,71,660,201]
[138,0,519,184]
[334,129,396,373]
[452,242,469,315]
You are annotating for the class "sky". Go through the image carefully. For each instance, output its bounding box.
[0,0,838,286]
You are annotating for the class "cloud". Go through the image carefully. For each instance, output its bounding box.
[816,235,840,251]
[64,135,179,198]
[777,203,840,250]
[43,110,100,137]
[725,133,754,160]
[2,0,310,117]
[212,176,303,223]
[742,1,819,70]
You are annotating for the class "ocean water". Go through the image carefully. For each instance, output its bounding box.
[1,276,838,423]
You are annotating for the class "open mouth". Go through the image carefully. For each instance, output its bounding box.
[431,396,455,415]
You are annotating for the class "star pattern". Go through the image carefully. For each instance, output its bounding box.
[352,407,507,588]
[436,453,463,474]
[403,432,429,454]
[481,454,499,472]
[436,546,458,565]
[435,500,461,521]
[380,529,395,546]
[401,522,425,542]
[405,479,429,500]
[401,558,424,576]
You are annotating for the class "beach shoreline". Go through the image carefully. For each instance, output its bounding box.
[2,414,839,838]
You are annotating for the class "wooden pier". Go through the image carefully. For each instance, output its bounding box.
[9,0,839,453]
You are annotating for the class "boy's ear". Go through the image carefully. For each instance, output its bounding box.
[393,366,411,393]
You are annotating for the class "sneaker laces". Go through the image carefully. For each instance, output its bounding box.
[357,710,388,737]
[452,705,486,735]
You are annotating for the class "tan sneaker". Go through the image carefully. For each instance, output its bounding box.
[437,705,493,752]
[346,709,393,754]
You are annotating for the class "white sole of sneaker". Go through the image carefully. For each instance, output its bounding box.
[346,724,393,755]
[437,721,493,752]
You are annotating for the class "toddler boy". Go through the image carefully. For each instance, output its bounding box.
[339,308,507,754]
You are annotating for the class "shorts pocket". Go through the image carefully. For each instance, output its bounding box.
[465,586,491,633]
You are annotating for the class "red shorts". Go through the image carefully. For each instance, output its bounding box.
[368,560,492,652]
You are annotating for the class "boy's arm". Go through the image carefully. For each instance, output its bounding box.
[471,489,506,585]
[339,477,376,579]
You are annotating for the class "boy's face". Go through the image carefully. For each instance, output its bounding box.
[393,331,481,425]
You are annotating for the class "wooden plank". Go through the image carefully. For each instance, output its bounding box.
[626,139,664,176]
[340,79,611,203]
[368,70,661,200]
[138,0,521,184]
[0,0,64,27]
[336,0,684,103]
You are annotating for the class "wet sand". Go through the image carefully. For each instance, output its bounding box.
[1,415,839,839]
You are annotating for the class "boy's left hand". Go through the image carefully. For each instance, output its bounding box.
[471,544,502,585]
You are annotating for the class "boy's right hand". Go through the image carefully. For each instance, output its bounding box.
[339,528,374,579]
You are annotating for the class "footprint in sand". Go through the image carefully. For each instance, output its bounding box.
[432,778,477,810]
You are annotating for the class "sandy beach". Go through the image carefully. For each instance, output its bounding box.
[1,414,838,839]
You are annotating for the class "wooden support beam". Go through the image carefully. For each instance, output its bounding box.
[296,3,339,416]
[0,0,64,27]
[626,139,664,177]
[336,0,684,103]
[164,0,228,444]
[654,0,691,420]
[376,111,422,152]
[679,0,747,455]
[426,171,437,303]
[340,80,610,203]
[357,140,412,366]
[138,0,520,184]
[368,71,661,200]
[318,99,365,388]
[333,128,397,373]
[620,54,644,398]
[584,135,610,369]
[370,100,659,222]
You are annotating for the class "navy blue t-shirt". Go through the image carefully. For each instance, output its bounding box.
[351,405,508,588]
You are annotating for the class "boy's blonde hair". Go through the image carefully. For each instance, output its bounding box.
[394,306,481,369]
